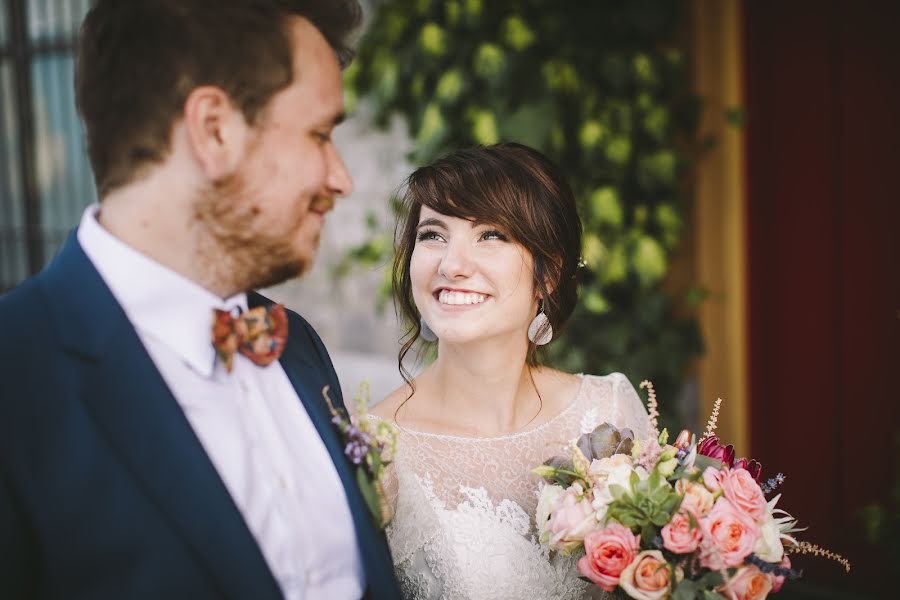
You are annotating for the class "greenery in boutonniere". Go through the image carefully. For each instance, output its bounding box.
[323,382,398,529]
[341,0,705,423]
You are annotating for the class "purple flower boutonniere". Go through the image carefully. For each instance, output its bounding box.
[323,382,398,529]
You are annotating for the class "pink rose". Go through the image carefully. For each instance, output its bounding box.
[703,466,725,492]
[619,550,671,600]
[699,498,761,570]
[577,523,640,591]
[721,468,767,522]
[770,555,792,593]
[661,509,702,554]
[719,566,773,600]
[676,479,715,516]
[547,485,597,553]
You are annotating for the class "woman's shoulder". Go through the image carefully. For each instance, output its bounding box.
[369,383,412,420]
[576,371,636,396]
[577,371,651,437]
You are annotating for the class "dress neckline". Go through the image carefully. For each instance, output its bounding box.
[379,373,588,442]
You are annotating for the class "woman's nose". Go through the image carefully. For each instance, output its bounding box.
[438,239,475,279]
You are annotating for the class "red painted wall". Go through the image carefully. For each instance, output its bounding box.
[744,0,900,595]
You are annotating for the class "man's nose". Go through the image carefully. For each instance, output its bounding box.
[326,143,353,197]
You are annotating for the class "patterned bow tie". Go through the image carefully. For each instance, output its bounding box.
[211,304,288,373]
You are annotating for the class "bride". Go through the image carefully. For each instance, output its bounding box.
[370,143,652,599]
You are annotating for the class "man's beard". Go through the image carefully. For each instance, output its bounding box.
[192,170,310,295]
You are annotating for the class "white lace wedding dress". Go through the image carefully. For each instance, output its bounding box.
[372,373,652,600]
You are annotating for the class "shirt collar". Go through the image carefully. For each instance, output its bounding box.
[77,203,246,378]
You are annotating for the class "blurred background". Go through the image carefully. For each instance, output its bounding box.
[1,0,897,596]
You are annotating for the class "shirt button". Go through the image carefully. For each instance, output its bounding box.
[278,475,288,489]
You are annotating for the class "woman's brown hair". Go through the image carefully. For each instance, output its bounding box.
[393,143,583,386]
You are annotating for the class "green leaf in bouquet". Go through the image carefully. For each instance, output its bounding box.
[664,490,683,509]
[648,469,661,490]
[640,523,657,546]
[702,592,728,600]
[672,579,698,600]
[608,483,628,501]
[649,483,671,504]
[650,510,670,527]
[534,455,582,486]
[694,454,723,472]
[697,570,725,588]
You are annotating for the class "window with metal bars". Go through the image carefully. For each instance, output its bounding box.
[1,0,95,292]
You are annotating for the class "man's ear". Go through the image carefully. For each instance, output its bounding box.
[183,86,249,179]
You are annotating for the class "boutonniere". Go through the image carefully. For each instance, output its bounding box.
[323,382,398,529]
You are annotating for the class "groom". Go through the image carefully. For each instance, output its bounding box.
[0,1,400,598]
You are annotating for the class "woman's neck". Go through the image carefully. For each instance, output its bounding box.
[419,338,542,436]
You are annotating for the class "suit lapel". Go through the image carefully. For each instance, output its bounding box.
[42,236,281,599]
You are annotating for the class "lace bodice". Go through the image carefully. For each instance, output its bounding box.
[372,373,652,600]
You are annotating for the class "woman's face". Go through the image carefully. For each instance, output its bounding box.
[410,206,538,346]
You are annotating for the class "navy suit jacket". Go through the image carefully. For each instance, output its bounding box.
[0,235,401,599]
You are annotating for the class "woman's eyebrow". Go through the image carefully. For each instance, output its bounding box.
[416,217,447,229]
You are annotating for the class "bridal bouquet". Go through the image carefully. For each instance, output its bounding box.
[533,382,848,600]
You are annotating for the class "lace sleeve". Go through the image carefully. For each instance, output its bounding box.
[610,373,653,440]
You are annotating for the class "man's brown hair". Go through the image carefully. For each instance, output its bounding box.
[75,0,361,196]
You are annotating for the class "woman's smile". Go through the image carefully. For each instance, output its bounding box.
[434,288,491,309]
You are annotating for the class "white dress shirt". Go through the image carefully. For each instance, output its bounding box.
[77,205,365,599]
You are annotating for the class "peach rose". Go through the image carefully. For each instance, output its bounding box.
[547,484,597,554]
[577,523,640,591]
[721,468,767,522]
[619,550,671,600]
[661,509,702,554]
[699,498,761,570]
[719,566,773,600]
[676,479,715,516]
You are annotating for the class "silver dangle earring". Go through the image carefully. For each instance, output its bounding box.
[527,302,553,346]
[420,317,437,342]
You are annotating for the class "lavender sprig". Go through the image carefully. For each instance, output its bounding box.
[344,425,373,467]
[761,472,786,495]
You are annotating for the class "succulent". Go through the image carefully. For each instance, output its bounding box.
[577,423,635,462]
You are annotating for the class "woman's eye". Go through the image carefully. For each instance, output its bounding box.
[416,229,443,242]
[480,229,508,242]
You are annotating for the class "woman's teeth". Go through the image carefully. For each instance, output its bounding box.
[438,290,488,305]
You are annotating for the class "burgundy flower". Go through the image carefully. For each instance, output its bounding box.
[697,436,735,467]
[734,457,763,482]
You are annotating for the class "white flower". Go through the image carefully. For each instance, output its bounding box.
[536,484,566,545]
[591,462,642,521]
[754,514,785,562]
[587,453,634,486]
